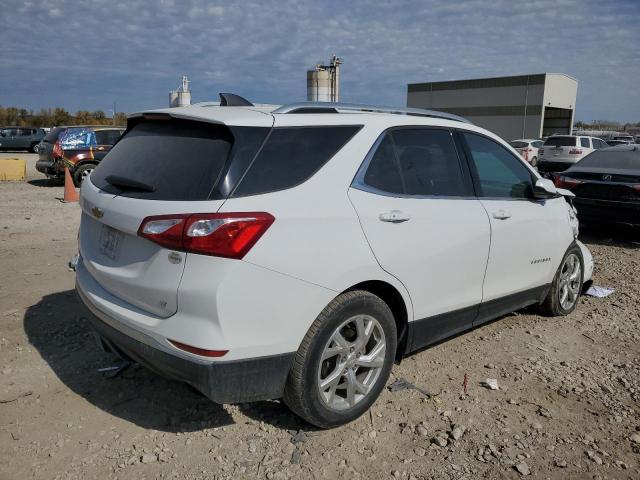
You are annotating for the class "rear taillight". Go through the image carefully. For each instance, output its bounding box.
[568,149,583,155]
[539,148,544,155]
[138,212,275,259]
[554,176,583,189]
[53,140,62,158]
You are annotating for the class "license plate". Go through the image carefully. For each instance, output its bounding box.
[99,225,123,260]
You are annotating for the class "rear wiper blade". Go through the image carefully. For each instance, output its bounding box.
[105,175,155,192]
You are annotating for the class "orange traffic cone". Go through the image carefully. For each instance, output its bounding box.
[63,166,79,203]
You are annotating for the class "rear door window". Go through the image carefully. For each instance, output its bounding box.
[359,128,468,197]
[232,126,361,197]
[391,129,467,196]
[91,119,235,201]
[580,138,591,148]
[363,135,404,194]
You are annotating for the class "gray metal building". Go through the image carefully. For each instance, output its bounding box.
[407,73,578,140]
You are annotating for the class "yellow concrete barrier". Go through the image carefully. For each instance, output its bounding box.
[0,158,26,181]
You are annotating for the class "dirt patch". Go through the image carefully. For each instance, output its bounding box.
[1,159,639,479]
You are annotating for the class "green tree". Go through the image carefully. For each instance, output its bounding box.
[53,108,71,126]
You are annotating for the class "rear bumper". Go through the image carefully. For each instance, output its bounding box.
[76,259,296,403]
[574,197,640,227]
[78,285,294,403]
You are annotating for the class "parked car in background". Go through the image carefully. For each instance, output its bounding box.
[510,139,544,166]
[537,135,608,175]
[74,99,593,428]
[554,145,640,227]
[611,135,635,144]
[606,139,630,147]
[36,126,125,186]
[0,127,46,152]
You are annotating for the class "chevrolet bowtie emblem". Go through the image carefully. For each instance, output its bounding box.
[91,206,104,218]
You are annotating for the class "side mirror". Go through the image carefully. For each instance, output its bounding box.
[533,178,559,199]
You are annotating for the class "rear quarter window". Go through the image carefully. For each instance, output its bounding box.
[231,126,361,197]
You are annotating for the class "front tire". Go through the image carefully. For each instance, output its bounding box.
[283,290,397,428]
[30,143,39,153]
[539,246,583,316]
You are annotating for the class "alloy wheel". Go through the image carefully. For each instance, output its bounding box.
[317,314,386,411]
[558,253,581,310]
[80,167,94,182]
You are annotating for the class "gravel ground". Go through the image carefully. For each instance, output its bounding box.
[1,154,639,479]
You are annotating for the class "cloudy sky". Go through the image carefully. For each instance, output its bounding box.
[1,0,639,121]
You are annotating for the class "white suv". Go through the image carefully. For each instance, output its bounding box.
[538,135,607,174]
[74,98,593,428]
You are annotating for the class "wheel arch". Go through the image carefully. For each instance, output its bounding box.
[342,280,410,361]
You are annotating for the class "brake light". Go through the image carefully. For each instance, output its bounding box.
[569,149,583,155]
[554,176,583,189]
[53,140,62,158]
[169,339,228,358]
[539,148,544,155]
[138,212,275,259]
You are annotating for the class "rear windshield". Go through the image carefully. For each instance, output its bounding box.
[43,127,65,143]
[544,137,577,147]
[231,126,361,197]
[91,119,234,200]
[95,129,124,145]
[575,149,640,170]
[510,141,528,148]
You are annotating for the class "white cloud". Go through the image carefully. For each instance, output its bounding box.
[0,0,638,121]
[207,5,224,16]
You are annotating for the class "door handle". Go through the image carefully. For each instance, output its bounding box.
[379,210,411,223]
[492,209,512,220]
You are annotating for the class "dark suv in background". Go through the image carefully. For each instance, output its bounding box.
[36,126,124,186]
[0,127,47,152]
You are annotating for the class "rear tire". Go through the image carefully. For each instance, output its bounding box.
[30,143,39,153]
[539,245,583,316]
[283,290,397,428]
[530,156,538,167]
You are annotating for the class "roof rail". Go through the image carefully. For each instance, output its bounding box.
[272,102,472,124]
